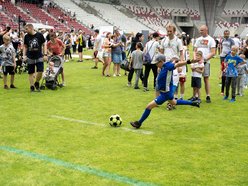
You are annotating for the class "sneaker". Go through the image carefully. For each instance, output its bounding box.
[10,84,16,88]
[134,86,140,89]
[206,96,211,103]
[197,98,202,103]
[188,96,195,101]
[130,121,141,129]
[91,66,98,69]
[113,74,116,77]
[34,82,40,92]
[117,74,121,77]
[229,98,236,102]
[191,100,200,108]
[4,85,9,89]
[77,60,83,62]
[127,82,131,87]
[223,96,228,100]
[143,87,149,92]
[30,85,35,92]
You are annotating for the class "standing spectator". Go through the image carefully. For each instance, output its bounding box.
[127,33,144,86]
[111,30,123,77]
[91,29,101,69]
[220,30,234,64]
[190,51,205,101]
[64,34,72,61]
[233,34,241,49]
[23,24,47,92]
[236,54,248,96]
[71,32,77,54]
[223,46,244,102]
[102,32,112,77]
[143,32,160,92]
[130,42,143,89]
[0,35,16,89]
[194,25,216,103]
[77,30,85,62]
[160,25,184,98]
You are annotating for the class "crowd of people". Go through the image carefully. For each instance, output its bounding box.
[0,23,248,128]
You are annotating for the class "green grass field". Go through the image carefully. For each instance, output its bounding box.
[0,50,247,186]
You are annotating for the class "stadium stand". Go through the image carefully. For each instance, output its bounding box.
[52,0,111,30]
[18,2,69,31]
[85,1,152,32]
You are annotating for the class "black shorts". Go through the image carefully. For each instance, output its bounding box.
[191,77,202,88]
[78,46,83,53]
[65,48,71,55]
[28,62,44,74]
[2,66,15,75]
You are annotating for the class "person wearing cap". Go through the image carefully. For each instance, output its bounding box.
[130,54,200,129]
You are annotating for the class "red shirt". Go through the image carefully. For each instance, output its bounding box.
[47,39,64,55]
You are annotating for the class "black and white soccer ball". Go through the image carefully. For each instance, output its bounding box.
[109,114,122,127]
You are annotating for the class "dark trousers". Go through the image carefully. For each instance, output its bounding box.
[221,75,226,93]
[128,67,143,83]
[143,64,158,88]
[225,76,237,98]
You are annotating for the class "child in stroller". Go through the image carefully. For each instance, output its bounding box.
[40,55,64,90]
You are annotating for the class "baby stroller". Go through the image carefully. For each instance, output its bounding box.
[40,55,64,90]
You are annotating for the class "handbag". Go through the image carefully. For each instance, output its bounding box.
[143,41,155,65]
[120,58,130,71]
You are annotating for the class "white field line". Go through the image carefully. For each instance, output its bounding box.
[50,115,153,135]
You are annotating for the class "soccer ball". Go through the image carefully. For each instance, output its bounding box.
[166,103,176,111]
[109,114,122,127]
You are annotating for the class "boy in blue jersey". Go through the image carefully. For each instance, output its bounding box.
[130,54,200,129]
[223,46,244,102]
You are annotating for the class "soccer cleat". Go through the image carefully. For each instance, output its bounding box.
[130,121,141,129]
[223,96,228,100]
[191,100,200,108]
[4,85,9,89]
[10,84,16,88]
[34,82,40,92]
[30,85,35,92]
[206,96,211,103]
[229,98,236,102]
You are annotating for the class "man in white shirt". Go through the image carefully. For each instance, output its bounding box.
[91,29,102,69]
[160,24,185,99]
[232,34,241,49]
[194,25,216,103]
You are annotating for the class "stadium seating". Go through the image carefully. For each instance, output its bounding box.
[86,1,151,32]
[52,0,111,31]
[47,6,90,33]
[18,2,69,31]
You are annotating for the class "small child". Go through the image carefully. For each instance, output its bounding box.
[130,42,143,89]
[236,54,248,96]
[190,51,204,101]
[0,35,16,89]
[219,60,226,95]
[223,46,244,102]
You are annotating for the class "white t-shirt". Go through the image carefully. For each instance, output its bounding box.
[172,68,179,86]
[191,62,205,78]
[145,39,159,62]
[194,35,216,64]
[232,37,241,48]
[160,36,183,61]
[94,35,102,51]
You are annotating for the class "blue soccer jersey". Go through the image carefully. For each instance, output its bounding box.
[225,54,243,77]
[156,62,175,92]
